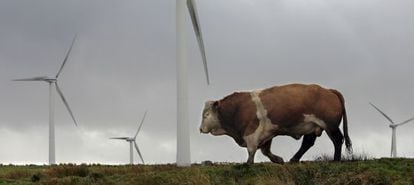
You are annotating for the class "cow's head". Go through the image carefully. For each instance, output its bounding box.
[200,101,226,135]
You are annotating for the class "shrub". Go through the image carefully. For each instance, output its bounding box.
[31,172,43,182]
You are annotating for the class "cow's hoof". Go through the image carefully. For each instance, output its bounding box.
[276,158,285,165]
[270,156,284,164]
[246,159,254,165]
[289,158,300,163]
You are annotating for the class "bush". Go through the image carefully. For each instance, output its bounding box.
[31,172,43,182]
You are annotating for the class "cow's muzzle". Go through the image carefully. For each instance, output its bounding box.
[199,126,210,134]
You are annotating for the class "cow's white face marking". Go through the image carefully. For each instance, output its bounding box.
[200,101,223,134]
[244,90,278,148]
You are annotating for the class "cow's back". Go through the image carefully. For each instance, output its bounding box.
[260,84,343,129]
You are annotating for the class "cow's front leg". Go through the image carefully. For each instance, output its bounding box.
[260,139,284,164]
[246,142,257,164]
[244,134,259,165]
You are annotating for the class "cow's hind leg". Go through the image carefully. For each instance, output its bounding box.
[260,139,284,164]
[327,128,344,161]
[289,133,317,163]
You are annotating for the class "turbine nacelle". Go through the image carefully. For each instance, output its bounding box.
[389,124,397,129]
[44,78,57,83]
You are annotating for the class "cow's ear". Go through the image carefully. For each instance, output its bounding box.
[212,101,220,111]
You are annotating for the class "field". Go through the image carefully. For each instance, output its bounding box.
[0,158,413,185]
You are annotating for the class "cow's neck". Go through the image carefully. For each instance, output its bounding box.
[217,92,251,146]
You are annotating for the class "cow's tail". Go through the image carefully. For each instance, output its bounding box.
[330,89,352,154]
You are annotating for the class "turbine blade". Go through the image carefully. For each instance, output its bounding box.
[396,116,414,127]
[369,102,394,124]
[12,76,49,81]
[110,137,129,140]
[134,141,145,164]
[55,83,78,126]
[134,110,147,139]
[56,35,77,78]
[187,0,210,85]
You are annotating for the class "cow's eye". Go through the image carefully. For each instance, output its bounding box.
[204,113,210,117]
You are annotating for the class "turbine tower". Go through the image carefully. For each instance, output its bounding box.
[110,111,147,165]
[370,103,414,158]
[13,36,78,165]
[176,0,210,167]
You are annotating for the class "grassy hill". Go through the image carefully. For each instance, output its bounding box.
[0,158,413,185]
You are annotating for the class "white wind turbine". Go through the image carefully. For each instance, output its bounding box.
[110,111,147,165]
[176,0,210,167]
[13,36,78,165]
[370,103,414,158]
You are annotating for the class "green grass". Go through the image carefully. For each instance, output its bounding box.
[0,158,413,185]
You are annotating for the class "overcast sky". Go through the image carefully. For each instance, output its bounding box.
[1,0,413,165]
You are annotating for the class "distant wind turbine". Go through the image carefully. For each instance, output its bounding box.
[13,36,78,165]
[369,102,414,158]
[176,0,210,167]
[110,111,147,165]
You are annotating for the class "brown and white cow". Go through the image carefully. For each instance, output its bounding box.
[200,84,352,164]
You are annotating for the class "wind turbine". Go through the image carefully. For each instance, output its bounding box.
[369,102,414,158]
[110,111,147,165]
[176,0,210,167]
[13,36,78,165]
